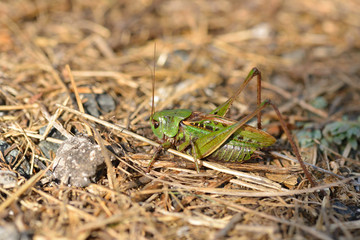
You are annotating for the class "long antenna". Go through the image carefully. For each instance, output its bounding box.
[151,42,156,117]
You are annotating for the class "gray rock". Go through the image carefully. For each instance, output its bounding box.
[0,140,30,176]
[0,224,20,240]
[52,135,106,187]
[0,170,17,188]
[0,224,32,240]
[81,93,116,118]
[38,126,66,159]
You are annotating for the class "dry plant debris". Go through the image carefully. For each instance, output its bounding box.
[0,0,359,239]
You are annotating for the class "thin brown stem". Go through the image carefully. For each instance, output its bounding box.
[269,101,317,187]
[256,71,262,130]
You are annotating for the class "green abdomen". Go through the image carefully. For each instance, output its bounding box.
[179,122,275,162]
[207,139,256,162]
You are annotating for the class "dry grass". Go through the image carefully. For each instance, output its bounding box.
[0,0,359,239]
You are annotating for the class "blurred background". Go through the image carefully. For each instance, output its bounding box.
[1,0,359,239]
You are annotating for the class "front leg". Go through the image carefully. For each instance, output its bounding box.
[177,134,202,173]
[147,141,173,172]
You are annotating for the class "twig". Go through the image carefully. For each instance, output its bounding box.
[209,196,333,240]
[212,213,243,240]
[66,65,92,136]
[0,169,47,212]
[137,174,353,197]
[0,104,39,110]
[270,151,345,180]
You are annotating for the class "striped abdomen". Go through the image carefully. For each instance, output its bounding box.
[207,141,256,162]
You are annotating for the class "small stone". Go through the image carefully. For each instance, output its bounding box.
[332,201,357,220]
[0,140,30,177]
[0,224,20,240]
[38,126,66,159]
[81,93,116,118]
[52,135,106,187]
[0,170,17,188]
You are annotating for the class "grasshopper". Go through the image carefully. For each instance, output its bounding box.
[149,67,315,187]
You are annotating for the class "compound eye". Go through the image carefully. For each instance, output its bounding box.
[152,120,160,129]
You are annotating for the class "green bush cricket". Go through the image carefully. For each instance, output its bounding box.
[148,66,316,187]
